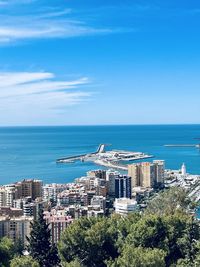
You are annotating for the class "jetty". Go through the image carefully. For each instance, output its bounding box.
[56,144,107,163]
[56,144,153,170]
[164,144,197,147]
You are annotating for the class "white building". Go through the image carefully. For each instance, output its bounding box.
[0,185,16,207]
[91,196,106,210]
[87,209,104,218]
[43,183,67,202]
[114,198,137,216]
[181,163,187,176]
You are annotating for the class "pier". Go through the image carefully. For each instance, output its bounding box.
[56,144,107,163]
[164,144,197,147]
[57,154,87,163]
[56,144,153,170]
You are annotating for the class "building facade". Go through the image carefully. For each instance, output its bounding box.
[128,160,165,189]
[115,175,132,199]
[114,198,137,216]
[0,216,33,245]
[44,209,73,243]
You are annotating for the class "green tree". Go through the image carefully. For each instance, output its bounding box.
[145,187,190,216]
[62,259,82,267]
[0,237,15,267]
[59,217,96,266]
[59,216,122,267]
[108,246,166,267]
[125,212,200,266]
[58,187,200,267]
[10,256,39,267]
[176,258,192,267]
[27,209,60,267]
[14,238,24,256]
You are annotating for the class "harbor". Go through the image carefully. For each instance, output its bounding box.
[56,144,154,170]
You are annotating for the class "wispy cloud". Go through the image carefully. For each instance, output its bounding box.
[0,72,91,118]
[0,0,35,5]
[0,3,117,44]
[0,23,113,44]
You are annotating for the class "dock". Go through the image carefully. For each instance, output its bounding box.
[56,144,154,170]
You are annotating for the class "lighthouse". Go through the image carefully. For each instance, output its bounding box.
[181,163,186,176]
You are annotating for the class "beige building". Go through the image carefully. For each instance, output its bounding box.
[16,179,42,200]
[0,180,42,208]
[141,162,155,187]
[128,164,140,187]
[0,207,23,217]
[128,160,165,189]
[153,160,165,184]
[0,215,33,245]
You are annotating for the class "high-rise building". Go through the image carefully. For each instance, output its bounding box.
[87,170,107,180]
[0,180,43,208]
[153,160,165,185]
[115,175,132,199]
[127,164,140,187]
[44,209,73,243]
[140,162,155,188]
[106,170,120,197]
[0,185,16,207]
[128,160,165,189]
[16,179,42,200]
[0,216,33,245]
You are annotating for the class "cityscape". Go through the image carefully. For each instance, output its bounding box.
[1,0,200,266]
[1,159,200,246]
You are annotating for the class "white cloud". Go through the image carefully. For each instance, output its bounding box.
[0,0,35,5]
[0,23,112,43]
[0,4,114,44]
[0,71,92,123]
[0,72,54,87]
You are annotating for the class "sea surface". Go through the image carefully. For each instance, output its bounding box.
[0,125,200,185]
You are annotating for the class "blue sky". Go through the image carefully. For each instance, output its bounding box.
[0,0,200,125]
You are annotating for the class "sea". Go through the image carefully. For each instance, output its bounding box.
[0,125,200,185]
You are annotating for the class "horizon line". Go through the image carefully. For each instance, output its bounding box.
[0,123,200,128]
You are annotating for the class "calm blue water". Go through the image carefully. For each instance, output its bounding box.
[0,125,200,185]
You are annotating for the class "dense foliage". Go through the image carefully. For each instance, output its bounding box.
[10,256,40,267]
[59,187,200,267]
[58,211,200,267]
[0,237,15,267]
[144,187,191,216]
